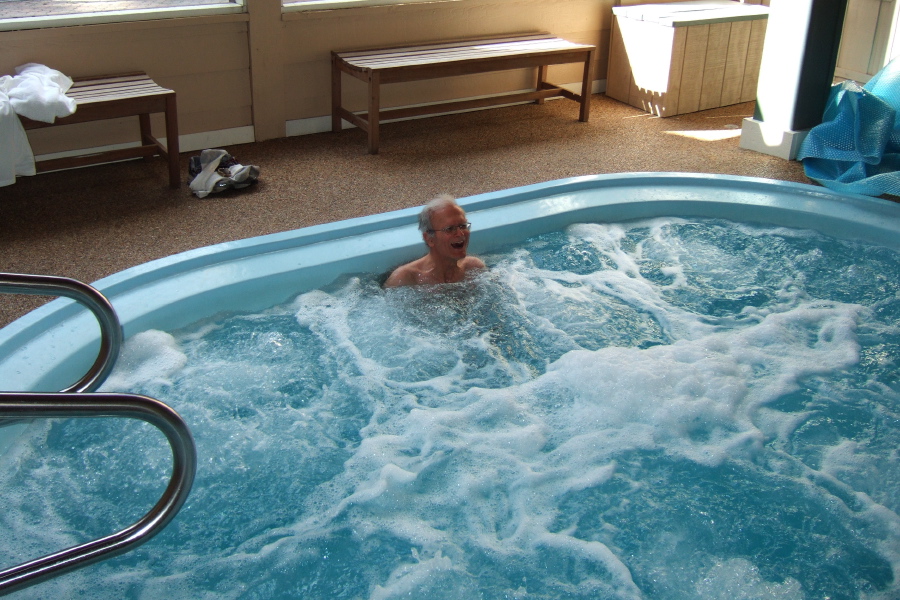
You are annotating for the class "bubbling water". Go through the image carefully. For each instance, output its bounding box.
[3,217,900,600]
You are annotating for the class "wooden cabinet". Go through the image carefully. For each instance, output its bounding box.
[606,0,769,116]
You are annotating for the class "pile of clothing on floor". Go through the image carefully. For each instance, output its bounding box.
[0,63,76,187]
[188,148,261,198]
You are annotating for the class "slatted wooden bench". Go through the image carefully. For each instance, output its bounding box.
[331,33,596,154]
[19,72,181,188]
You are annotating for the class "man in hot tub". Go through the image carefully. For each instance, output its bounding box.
[384,194,486,288]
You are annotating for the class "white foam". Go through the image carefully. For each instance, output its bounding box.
[695,558,803,599]
[247,297,867,599]
[100,329,187,391]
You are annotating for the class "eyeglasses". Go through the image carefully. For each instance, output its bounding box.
[427,222,471,235]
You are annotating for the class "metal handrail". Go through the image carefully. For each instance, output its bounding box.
[0,273,124,393]
[0,392,197,596]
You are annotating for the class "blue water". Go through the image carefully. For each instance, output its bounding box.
[2,217,899,599]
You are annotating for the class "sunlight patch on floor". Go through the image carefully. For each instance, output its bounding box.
[664,129,742,142]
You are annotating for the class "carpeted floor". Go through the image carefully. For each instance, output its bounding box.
[0,94,814,327]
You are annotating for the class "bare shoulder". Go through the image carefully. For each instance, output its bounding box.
[463,256,486,271]
[384,265,416,288]
[384,257,427,288]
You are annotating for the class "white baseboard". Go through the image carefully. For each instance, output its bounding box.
[32,80,606,165]
[179,126,256,153]
[32,126,256,165]
[286,116,333,137]
[287,79,605,136]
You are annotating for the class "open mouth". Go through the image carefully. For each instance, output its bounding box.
[451,240,466,250]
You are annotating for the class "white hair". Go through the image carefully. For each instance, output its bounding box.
[418,194,459,234]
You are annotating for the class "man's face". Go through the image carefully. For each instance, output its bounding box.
[425,204,470,260]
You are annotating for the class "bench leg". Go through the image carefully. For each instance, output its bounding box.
[535,65,548,105]
[332,55,343,133]
[139,113,153,150]
[165,94,181,188]
[367,71,380,154]
[579,49,595,122]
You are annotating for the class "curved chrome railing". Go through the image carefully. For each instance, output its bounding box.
[0,275,196,595]
[0,273,123,393]
[0,392,197,596]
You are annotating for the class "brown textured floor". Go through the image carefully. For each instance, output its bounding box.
[0,94,813,328]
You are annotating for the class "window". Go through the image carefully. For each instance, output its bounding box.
[0,0,243,31]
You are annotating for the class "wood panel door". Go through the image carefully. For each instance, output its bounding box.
[835,0,900,82]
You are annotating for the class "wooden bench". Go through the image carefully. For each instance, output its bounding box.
[19,72,181,188]
[331,33,596,154]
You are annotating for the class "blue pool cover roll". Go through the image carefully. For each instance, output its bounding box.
[797,56,900,197]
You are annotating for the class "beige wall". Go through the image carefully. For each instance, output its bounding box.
[1,15,252,154]
[0,0,613,156]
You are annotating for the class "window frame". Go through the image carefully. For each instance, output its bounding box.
[0,0,458,32]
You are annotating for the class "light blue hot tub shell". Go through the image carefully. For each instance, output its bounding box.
[1,173,899,395]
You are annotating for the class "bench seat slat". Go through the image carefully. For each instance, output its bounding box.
[71,80,171,93]
[347,47,590,69]
[335,34,559,58]
[69,88,174,104]
[339,37,587,62]
[67,80,174,104]
[339,37,593,70]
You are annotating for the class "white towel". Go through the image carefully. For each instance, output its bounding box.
[0,64,76,187]
[0,76,36,187]
[8,63,76,123]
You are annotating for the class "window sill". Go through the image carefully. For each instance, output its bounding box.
[282,0,461,14]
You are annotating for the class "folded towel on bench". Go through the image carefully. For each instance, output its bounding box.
[0,63,76,187]
[7,63,76,123]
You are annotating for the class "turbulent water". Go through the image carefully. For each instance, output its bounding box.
[3,217,900,600]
